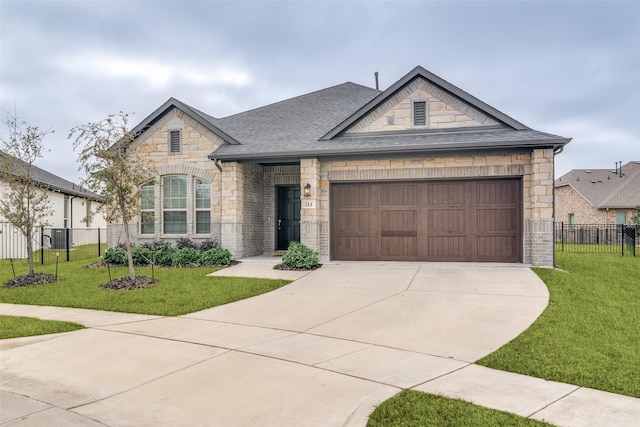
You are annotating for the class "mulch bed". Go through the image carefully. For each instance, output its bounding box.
[3,273,58,288]
[273,263,322,271]
[101,276,158,290]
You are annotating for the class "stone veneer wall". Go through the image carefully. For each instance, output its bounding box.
[300,150,557,266]
[108,108,224,249]
[346,77,499,133]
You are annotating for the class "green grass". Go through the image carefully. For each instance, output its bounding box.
[477,252,640,398]
[0,258,290,316]
[367,391,555,427]
[0,315,85,339]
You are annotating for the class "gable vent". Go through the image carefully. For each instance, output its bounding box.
[170,130,181,153]
[413,101,426,126]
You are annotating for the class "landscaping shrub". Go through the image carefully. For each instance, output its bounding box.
[141,240,167,251]
[175,237,198,250]
[199,248,232,266]
[199,238,219,251]
[172,247,201,267]
[104,247,127,265]
[153,244,175,267]
[282,242,319,269]
[131,247,152,266]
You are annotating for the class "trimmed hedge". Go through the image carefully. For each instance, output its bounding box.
[104,240,232,267]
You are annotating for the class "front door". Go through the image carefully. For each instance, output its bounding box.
[277,186,301,250]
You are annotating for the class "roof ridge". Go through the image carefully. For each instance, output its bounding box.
[219,81,379,120]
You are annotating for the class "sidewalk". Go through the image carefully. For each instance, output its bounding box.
[2,259,639,426]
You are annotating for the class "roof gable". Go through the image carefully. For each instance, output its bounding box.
[555,161,640,208]
[131,97,239,145]
[322,66,528,140]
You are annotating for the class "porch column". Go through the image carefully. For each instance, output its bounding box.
[525,148,555,266]
[220,162,244,258]
[300,158,321,255]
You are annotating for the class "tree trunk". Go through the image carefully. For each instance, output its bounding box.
[122,220,136,280]
[26,224,35,275]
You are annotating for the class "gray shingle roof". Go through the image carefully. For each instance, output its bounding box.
[0,151,100,199]
[128,66,570,162]
[555,161,640,208]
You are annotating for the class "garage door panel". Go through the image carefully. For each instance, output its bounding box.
[476,208,518,233]
[334,210,372,234]
[381,236,418,258]
[381,183,417,206]
[334,236,376,260]
[381,210,417,233]
[428,182,466,206]
[428,209,466,234]
[427,236,466,260]
[334,184,372,207]
[477,236,518,261]
[331,179,521,262]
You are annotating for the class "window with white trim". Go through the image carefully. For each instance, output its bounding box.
[169,130,181,153]
[140,184,155,234]
[195,179,211,234]
[163,176,187,234]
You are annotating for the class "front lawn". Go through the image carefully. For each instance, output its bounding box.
[367,391,555,427]
[477,252,640,398]
[0,315,84,339]
[0,258,290,316]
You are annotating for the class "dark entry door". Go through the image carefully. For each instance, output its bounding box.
[277,186,301,250]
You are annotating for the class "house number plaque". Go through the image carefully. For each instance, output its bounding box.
[302,200,316,209]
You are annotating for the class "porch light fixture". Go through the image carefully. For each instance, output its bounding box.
[303,183,311,198]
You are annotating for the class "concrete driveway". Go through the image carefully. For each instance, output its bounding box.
[3,260,636,426]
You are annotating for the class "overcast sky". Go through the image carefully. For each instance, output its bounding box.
[1,0,639,184]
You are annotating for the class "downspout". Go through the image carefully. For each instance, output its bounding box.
[552,146,563,268]
[213,159,222,172]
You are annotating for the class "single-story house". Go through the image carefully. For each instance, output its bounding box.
[110,66,570,266]
[555,161,640,226]
[0,151,106,258]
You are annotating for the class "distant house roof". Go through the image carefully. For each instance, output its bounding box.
[0,151,100,200]
[129,66,570,163]
[555,161,640,209]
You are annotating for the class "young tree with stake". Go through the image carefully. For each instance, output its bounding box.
[69,112,155,283]
[0,113,53,276]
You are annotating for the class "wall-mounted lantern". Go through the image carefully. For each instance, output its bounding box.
[303,183,311,198]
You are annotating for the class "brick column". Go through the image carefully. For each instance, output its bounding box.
[525,148,555,266]
[300,158,321,256]
[220,162,244,258]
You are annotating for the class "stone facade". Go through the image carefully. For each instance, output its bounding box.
[299,150,556,266]
[346,77,498,133]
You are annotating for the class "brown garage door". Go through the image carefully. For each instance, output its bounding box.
[331,179,522,262]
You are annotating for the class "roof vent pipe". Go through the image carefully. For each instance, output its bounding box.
[374,72,379,90]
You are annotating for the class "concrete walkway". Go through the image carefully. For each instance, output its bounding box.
[1,259,639,426]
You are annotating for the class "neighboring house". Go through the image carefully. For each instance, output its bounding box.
[555,161,640,226]
[111,66,570,266]
[0,151,106,258]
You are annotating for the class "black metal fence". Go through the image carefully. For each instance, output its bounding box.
[1,222,106,264]
[555,223,637,256]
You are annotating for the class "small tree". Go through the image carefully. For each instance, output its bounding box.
[0,113,53,275]
[69,113,155,282]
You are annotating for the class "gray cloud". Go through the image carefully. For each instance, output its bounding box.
[1,0,638,182]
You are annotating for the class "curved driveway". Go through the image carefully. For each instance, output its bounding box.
[1,261,550,426]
